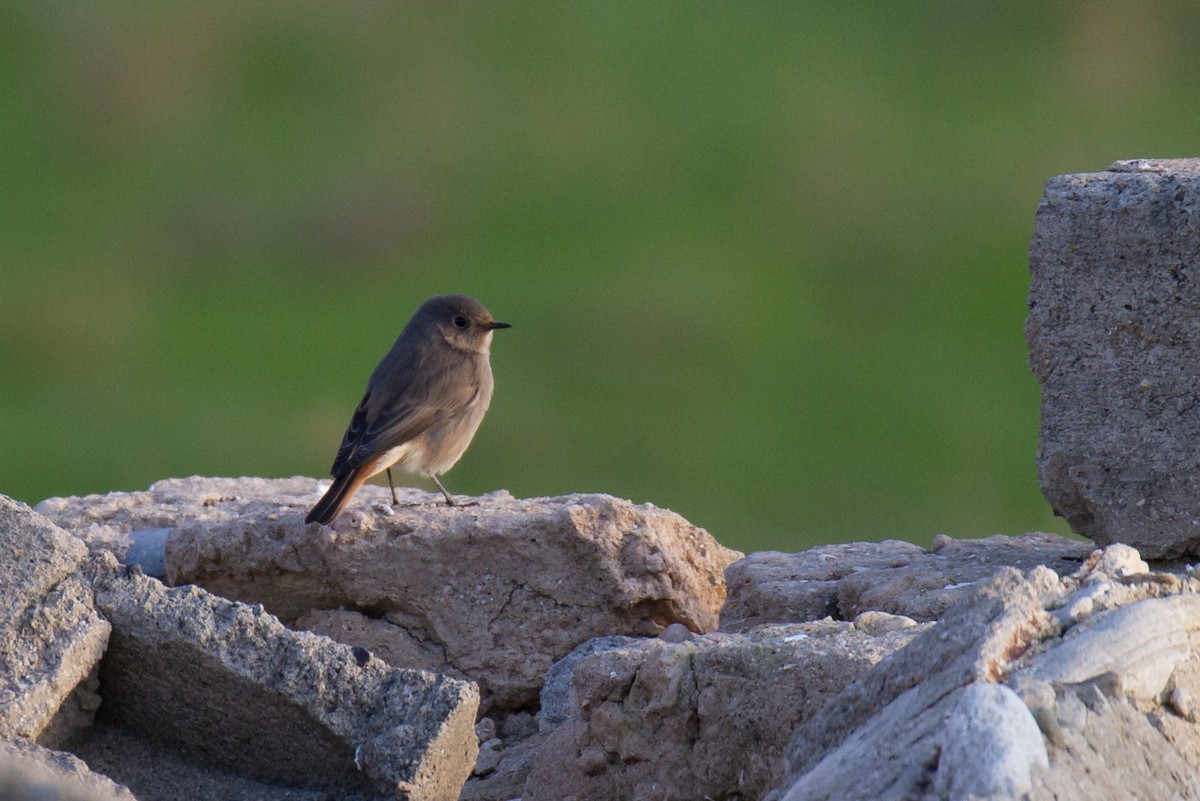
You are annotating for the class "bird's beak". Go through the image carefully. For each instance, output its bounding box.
[486,321,512,330]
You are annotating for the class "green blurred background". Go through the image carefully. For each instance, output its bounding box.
[2,2,1197,553]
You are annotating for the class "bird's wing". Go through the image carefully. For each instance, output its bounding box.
[329,346,483,477]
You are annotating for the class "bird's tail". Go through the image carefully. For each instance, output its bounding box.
[305,469,370,525]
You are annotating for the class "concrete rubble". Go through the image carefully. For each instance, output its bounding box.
[777,546,1200,801]
[12,477,1200,800]
[3,493,480,801]
[0,496,110,747]
[524,617,927,801]
[38,476,742,714]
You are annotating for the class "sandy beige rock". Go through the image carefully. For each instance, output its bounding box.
[721,532,1089,630]
[524,620,926,801]
[0,497,110,745]
[40,476,741,712]
[85,555,479,801]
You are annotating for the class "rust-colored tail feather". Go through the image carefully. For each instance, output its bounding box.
[305,469,370,525]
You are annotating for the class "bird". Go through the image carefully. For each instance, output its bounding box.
[306,294,509,525]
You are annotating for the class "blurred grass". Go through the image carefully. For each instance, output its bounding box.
[3,2,1199,552]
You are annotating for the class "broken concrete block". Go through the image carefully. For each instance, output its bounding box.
[0,497,110,745]
[87,557,479,801]
[1027,158,1200,558]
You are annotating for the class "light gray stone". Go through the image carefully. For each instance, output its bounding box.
[780,567,1063,801]
[933,683,1048,799]
[776,544,1200,801]
[0,496,110,745]
[720,540,925,629]
[123,528,170,578]
[1027,158,1200,558]
[1011,594,1200,702]
[538,636,640,732]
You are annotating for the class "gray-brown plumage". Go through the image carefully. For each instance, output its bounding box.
[306,294,509,525]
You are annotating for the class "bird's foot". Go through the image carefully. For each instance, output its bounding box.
[444,497,479,508]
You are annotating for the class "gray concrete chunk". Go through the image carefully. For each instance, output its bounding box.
[89,561,479,801]
[0,497,110,744]
[1028,158,1200,558]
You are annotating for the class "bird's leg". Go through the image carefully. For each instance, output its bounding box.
[386,468,399,506]
[430,475,478,507]
[430,475,456,505]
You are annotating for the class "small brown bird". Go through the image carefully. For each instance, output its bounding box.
[306,294,509,525]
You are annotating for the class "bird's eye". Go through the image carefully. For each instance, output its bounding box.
[452,315,469,329]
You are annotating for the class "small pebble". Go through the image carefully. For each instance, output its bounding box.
[1169,686,1195,721]
[659,623,693,644]
[351,647,370,666]
[475,717,497,742]
[853,610,917,635]
[473,738,502,776]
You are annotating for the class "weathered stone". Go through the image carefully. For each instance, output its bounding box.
[40,476,740,712]
[0,497,110,745]
[294,607,463,680]
[0,738,135,801]
[1027,158,1200,558]
[780,566,1064,800]
[537,636,640,732]
[1027,679,1200,800]
[525,620,926,801]
[721,533,1088,629]
[932,683,1048,799]
[1011,594,1200,702]
[458,731,546,801]
[720,540,925,629]
[85,556,479,801]
[776,545,1200,801]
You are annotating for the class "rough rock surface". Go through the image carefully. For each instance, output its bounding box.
[524,617,927,801]
[83,556,479,801]
[26,468,1200,800]
[721,532,1090,630]
[39,476,741,712]
[0,738,135,801]
[1027,158,1200,559]
[776,545,1200,801]
[0,497,110,746]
